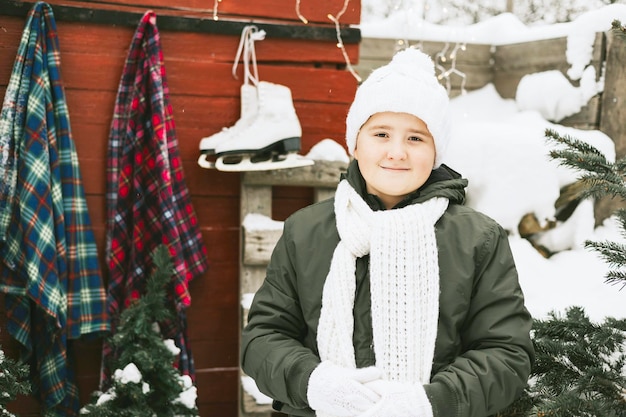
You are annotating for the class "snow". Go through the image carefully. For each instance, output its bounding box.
[515,67,603,122]
[163,339,181,356]
[306,138,351,163]
[359,4,626,44]
[241,375,273,405]
[446,83,616,233]
[242,213,284,231]
[95,391,115,406]
[113,363,142,385]
[359,4,626,82]
[445,85,626,321]
[174,375,198,410]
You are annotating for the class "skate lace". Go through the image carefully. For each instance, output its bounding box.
[232,25,265,87]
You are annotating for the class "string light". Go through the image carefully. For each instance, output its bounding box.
[389,2,466,97]
[435,42,450,73]
[295,0,308,24]
[397,0,411,52]
[436,42,467,96]
[294,0,360,82]
[213,0,222,21]
[395,39,406,53]
[328,0,361,82]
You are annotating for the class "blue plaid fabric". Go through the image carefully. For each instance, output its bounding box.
[0,2,109,415]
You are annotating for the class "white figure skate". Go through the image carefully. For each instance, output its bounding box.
[213,81,314,172]
[198,25,265,169]
[198,83,258,169]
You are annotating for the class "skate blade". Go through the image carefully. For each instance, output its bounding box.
[215,153,314,172]
[198,153,216,169]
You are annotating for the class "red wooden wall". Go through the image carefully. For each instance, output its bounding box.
[0,0,360,415]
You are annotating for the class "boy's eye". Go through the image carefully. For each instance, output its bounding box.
[408,136,422,142]
[374,132,388,138]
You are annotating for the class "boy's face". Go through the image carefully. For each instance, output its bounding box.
[353,112,436,209]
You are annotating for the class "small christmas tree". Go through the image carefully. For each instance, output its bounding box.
[0,345,30,417]
[81,245,198,416]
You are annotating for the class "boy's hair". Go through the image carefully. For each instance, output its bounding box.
[346,48,451,168]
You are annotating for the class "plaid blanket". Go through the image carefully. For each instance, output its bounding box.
[103,10,209,387]
[0,2,109,415]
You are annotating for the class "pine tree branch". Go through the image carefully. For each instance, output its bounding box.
[546,128,626,200]
[546,128,608,157]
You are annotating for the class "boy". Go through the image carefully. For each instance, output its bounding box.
[241,48,533,417]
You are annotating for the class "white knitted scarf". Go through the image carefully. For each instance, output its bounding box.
[317,180,448,388]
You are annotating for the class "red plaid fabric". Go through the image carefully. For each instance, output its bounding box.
[103,10,209,387]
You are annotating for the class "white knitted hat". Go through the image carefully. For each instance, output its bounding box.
[346,48,451,168]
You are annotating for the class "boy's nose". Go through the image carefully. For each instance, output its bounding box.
[386,139,407,159]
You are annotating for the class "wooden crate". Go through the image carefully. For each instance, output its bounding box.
[239,160,348,416]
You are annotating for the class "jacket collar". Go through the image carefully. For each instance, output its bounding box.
[341,159,468,211]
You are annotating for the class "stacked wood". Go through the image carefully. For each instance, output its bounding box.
[239,160,348,415]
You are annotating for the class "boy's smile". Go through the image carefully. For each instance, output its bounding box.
[353,111,436,209]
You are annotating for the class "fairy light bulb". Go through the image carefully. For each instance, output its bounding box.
[213,0,222,21]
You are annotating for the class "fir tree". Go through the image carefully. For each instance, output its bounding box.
[531,307,626,417]
[499,307,626,417]
[0,346,30,417]
[81,245,198,416]
[546,127,626,289]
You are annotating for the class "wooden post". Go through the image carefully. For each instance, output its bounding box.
[599,28,626,159]
[595,28,626,225]
[506,0,514,13]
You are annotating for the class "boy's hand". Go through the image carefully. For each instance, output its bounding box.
[307,361,382,416]
[359,380,433,417]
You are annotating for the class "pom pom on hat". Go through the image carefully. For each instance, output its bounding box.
[345,48,451,168]
[386,46,436,76]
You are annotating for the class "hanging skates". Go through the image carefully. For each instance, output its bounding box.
[198,25,313,172]
[197,82,258,169]
[213,81,313,172]
[198,25,263,169]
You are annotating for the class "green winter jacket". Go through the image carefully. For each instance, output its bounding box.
[240,160,534,417]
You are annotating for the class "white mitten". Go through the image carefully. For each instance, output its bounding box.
[359,380,433,417]
[307,361,383,416]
